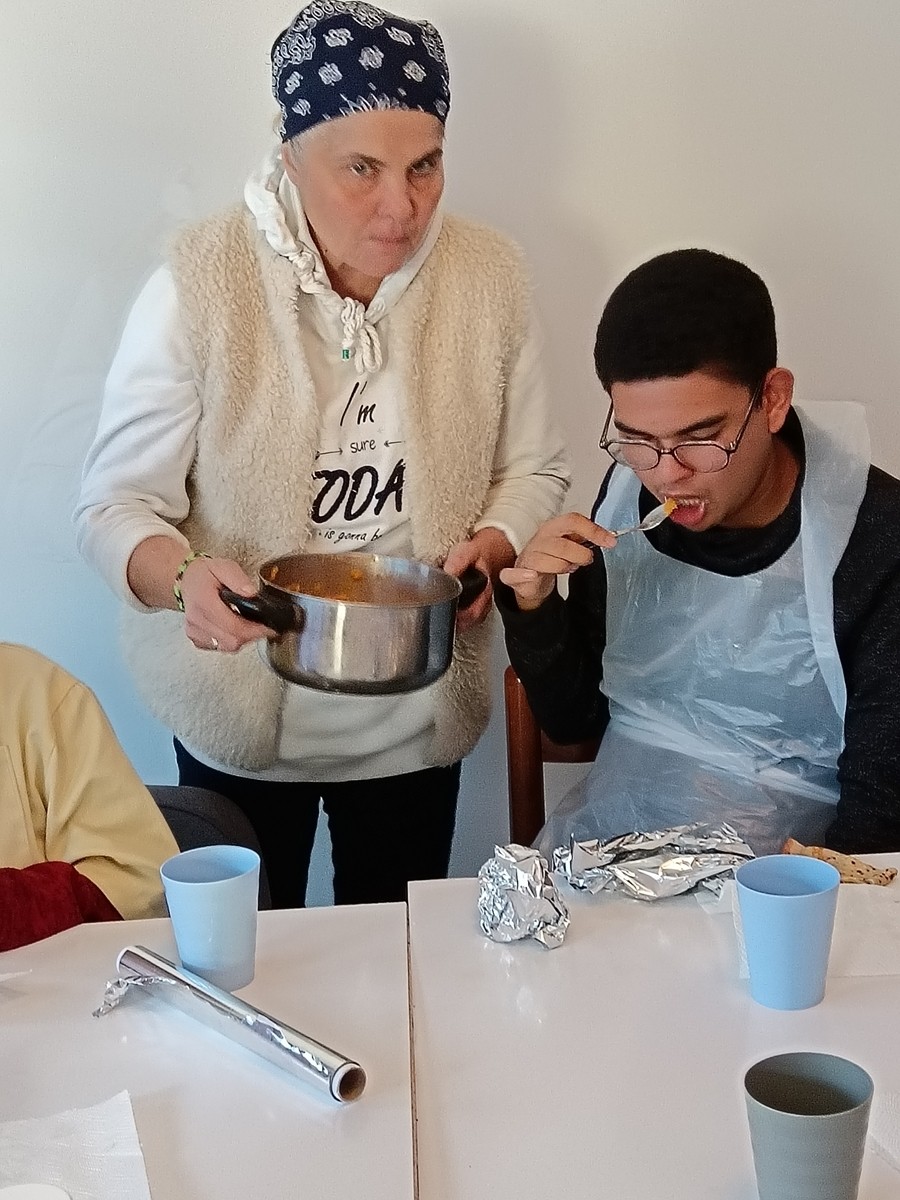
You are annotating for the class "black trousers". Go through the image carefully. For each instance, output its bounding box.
[174,740,460,909]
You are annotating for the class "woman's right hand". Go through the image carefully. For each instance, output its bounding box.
[178,556,277,652]
[127,536,276,651]
[498,512,617,611]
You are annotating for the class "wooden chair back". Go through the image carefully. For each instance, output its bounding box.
[503,665,600,846]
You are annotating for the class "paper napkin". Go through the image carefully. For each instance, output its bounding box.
[870,1090,900,1174]
[700,879,900,977]
[0,1092,151,1200]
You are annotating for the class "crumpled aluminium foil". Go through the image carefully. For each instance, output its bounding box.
[552,823,754,900]
[478,844,569,948]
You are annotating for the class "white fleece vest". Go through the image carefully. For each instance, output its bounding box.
[122,208,530,770]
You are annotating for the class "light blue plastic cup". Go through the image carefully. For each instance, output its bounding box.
[160,845,260,992]
[735,854,840,1010]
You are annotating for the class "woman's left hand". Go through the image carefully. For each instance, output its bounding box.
[443,528,516,632]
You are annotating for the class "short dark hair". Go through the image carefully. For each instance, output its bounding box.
[594,248,777,393]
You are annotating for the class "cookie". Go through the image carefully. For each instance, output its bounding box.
[783,838,897,886]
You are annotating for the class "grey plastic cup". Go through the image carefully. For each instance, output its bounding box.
[160,845,260,991]
[744,1052,873,1200]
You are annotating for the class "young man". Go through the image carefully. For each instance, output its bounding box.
[498,249,900,856]
[1,643,178,950]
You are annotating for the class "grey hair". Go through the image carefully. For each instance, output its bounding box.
[269,108,311,163]
[282,129,314,168]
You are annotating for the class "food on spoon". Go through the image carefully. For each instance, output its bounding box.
[668,496,707,528]
[661,498,678,516]
[782,838,898,885]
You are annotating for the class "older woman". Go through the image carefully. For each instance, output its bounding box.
[75,1,568,908]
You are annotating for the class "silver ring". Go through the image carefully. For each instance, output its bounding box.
[210,636,220,651]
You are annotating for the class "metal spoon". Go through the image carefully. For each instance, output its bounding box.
[611,498,677,537]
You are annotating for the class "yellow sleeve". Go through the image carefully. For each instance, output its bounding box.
[41,680,178,919]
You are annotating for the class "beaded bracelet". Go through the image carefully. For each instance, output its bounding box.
[173,551,211,612]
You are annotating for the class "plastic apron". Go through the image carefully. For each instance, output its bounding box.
[538,403,870,858]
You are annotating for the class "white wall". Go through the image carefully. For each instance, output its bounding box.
[3,1,899,900]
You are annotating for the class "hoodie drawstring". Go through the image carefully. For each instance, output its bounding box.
[286,244,382,375]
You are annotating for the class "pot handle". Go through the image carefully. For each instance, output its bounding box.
[457,566,488,611]
[219,587,300,636]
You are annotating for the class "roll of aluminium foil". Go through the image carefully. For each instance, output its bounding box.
[93,945,366,1103]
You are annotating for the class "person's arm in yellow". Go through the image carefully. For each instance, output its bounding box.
[1,645,178,922]
[40,675,179,918]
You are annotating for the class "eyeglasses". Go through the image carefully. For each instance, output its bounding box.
[598,380,765,473]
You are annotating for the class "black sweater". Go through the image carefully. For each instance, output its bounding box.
[499,411,900,853]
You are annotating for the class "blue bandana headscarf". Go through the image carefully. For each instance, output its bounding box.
[272,2,450,142]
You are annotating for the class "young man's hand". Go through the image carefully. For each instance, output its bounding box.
[499,513,616,611]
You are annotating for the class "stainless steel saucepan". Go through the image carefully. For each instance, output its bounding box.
[220,551,487,695]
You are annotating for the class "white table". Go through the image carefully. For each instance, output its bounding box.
[0,904,414,1200]
[408,866,900,1200]
[3,865,898,1199]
